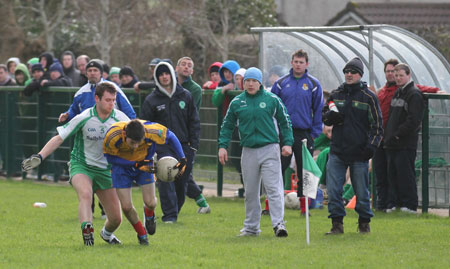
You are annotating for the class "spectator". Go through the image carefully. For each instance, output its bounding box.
[14,63,31,86]
[119,66,138,88]
[234,68,246,91]
[271,49,324,216]
[39,52,55,79]
[41,62,73,87]
[374,58,442,212]
[322,57,382,234]
[6,57,20,78]
[218,67,293,237]
[384,63,425,214]
[175,56,211,214]
[23,64,45,96]
[76,55,90,86]
[26,58,39,75]
[0,64,16,86]
[102,63,110,80]
[108,67,121,85]
[202,61,222,90]
[265,65,286,89]
[61,51,82,86]
[134,58,160,93]
[58,59,136,123]
[211,60,240,115]
[140,61,200,223]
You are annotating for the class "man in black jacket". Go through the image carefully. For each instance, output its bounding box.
[384,63,424,214]
[140,61,200,223]
[323,57,383,234]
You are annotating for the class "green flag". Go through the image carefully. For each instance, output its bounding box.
[302,143,322,199]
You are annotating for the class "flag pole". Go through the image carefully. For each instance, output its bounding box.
[302,139,310,245]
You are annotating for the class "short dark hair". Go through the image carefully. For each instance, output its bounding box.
[394,63,411,75]
[95,82,117,99]
[291,49,309,62]
[125,119,145,141]
[384,58,399,72]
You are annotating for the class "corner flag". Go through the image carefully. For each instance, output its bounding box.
[302,142,321,199]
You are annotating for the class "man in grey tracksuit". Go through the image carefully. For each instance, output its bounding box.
[218,67,293,237]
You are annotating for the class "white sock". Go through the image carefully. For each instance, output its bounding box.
[102,227,112,239]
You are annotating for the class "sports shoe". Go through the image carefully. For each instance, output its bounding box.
[197,206,211,214]
[261,209,270,216]
[237,230,258,237]
[145,215,157,235]
[325,222,344,235]
[273,223,288,237]
[137,234,149,245]
[82,222,94,246]
[400,207,417,214]
[385,207,396,213]
[100,229,122,245]
[358,222,370,234]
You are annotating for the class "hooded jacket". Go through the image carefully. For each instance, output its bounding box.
[212,60,241,115]
[384,81,425,150]
[202,62,222,90]
[61,51,82,87]
[6,57,20,77]
[140,62,200,150]
[39,52,55,79]
[14,63,31,86]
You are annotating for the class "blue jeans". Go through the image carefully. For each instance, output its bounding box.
[327,153,373,220]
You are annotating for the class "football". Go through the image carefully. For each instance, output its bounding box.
[156,156,179,182]
[285,192,300,210]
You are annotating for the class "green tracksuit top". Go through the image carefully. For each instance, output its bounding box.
[218,87,293,149]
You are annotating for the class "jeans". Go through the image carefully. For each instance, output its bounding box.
[327,153,373,220]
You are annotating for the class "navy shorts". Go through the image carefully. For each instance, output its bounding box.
[111,166,155,188]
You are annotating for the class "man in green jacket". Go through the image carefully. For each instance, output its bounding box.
[218,67,293,237]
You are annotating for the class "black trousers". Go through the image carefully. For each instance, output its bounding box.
[373,144,389,210]
[386,149,418,210]
[280,129,314,197]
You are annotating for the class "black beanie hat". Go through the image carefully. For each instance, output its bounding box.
[343,57,364,76]
[119,66,135,77]
[155,64,171,78]
[86,60,103,73]
[31,63,44,73]
[210,65,220,73]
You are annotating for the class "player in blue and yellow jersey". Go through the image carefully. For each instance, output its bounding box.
[103,119,186,245]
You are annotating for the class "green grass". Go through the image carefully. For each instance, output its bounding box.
[1,179,449,268]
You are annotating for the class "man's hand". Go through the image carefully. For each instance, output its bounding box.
[281,146,292,157]
[58,112,69,123]
[174,158,187,179]
[133,82,141,93]
[221,83,234,94]
[218,148,228,166]
[22,154,43,171]
[135,160,156,173]
[40,79,48,86]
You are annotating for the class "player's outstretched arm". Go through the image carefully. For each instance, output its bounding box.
[22,135,64,171]
[166,130,185,159]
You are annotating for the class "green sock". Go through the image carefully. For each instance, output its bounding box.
[81,221,91,230]
[195,194,208,207]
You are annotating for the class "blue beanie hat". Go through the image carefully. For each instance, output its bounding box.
[244,67,263,85]
[49,62,64,75]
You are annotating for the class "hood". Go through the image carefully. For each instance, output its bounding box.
[7,57,20,66]
[61,50,77,71]
[15,63,31,83]
[208,62,222,77]
[154,61,177,98]
[219,60,240,84]
[39,52,54,69]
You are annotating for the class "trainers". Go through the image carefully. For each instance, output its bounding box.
[385,207,396,213]
[137,234,149,245]
[145,215,157,235]
[400,207,417,214]
[82,222,94,246]
[237,230,258,237]
[325,222,344,235]
[273,223,288,237]
[358,222,370,234]
[100,229,122,245]
[261,209,270,216]
[197,206,211,214]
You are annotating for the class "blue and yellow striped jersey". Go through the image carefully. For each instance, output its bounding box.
[103,120,168,161]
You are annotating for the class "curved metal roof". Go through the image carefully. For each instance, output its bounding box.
[251,25,450,93]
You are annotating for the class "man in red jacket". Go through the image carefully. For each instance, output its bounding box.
[374,58,441,212]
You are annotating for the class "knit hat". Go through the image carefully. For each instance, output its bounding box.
[161,58,173,66]
[86,60,103,73]
[235,68,247,79]
[119,66,135,77]
[209,62,222,74]
[149,58,161,66]
[343,57,364,76]
[244,67,263,85]
[31,63,44,73]
[155,64,171,78]
[109,67,120,76]
[49,62,64,75]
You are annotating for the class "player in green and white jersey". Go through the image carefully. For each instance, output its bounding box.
[22,82,129,246]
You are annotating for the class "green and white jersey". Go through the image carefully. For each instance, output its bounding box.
[57,106,130,169]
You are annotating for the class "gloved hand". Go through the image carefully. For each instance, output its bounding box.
[326,110,344,126]
[135,160,156,173]
[174,158,187,180]
[362,145,377,161]
[22,154,43,171]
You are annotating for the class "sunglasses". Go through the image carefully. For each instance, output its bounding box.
[343,69,359,75]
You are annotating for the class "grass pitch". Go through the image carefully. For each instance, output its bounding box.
[1,179,449,268]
